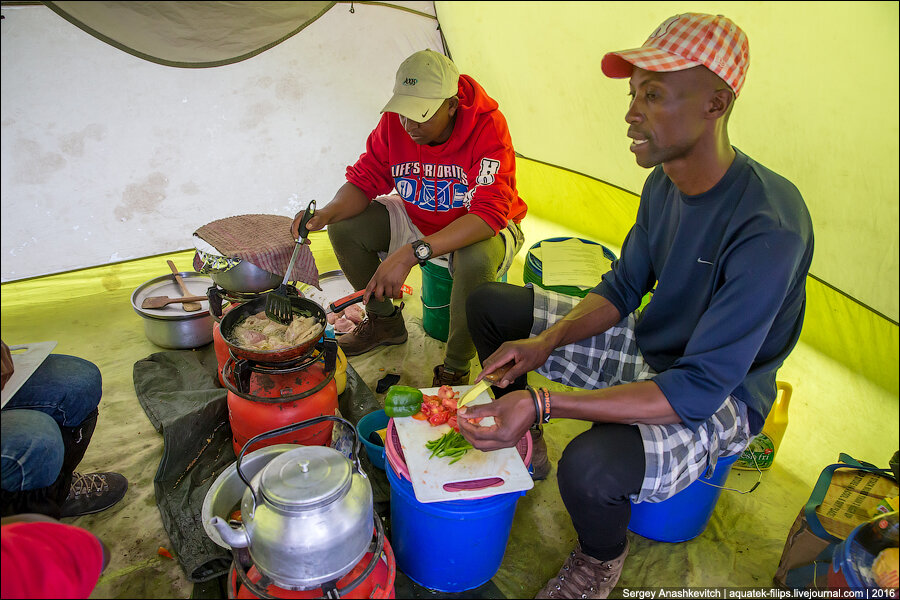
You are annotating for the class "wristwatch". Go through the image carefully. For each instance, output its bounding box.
[411,239,432,266]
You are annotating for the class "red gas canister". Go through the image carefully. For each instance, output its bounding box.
[230,538,397,599]
[223,346,339,456]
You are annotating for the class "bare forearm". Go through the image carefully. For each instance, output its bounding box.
[541,380,681,425]
[322,182,372,222]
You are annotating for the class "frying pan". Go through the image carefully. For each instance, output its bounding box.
[219,295,326,364]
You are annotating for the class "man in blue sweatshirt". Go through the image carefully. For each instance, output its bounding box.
[457,13,814,599]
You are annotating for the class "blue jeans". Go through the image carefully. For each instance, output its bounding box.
[1,355,102,492]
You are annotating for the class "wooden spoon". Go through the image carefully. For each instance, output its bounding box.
[167,260,202,312]
[141,295,208,309]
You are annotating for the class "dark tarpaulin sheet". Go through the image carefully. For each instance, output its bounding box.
[133,345,386,583]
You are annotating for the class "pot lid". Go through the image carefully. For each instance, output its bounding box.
[259,446,351,511]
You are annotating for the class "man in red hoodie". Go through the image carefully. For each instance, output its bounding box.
[292,49,527,387]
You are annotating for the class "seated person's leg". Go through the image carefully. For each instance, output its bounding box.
[6,354,101,492]
[328,203,408,355]
[465,281,534,392]
[4,354,101,428]
[536,423,643,598]
[435,235,508,385]
[327,202,394,317]
[3,355,127,518]
[557,423,643,559]
[1,409,65,518]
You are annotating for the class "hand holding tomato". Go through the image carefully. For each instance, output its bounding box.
[456,389,535,451]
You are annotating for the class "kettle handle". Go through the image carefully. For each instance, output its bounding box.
[235,415,363,511]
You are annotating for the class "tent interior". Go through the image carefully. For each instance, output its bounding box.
[1,1,897,598]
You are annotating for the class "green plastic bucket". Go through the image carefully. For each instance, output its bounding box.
[421,259,453,342]
[420,258,508,342]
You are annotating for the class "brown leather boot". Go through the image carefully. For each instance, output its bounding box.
[530,424,551,480]
[432,364,470,386]
[338,303,408,356]
[535,540,629,599]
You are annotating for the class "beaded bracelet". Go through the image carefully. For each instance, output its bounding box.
[527,386,542,425]
[539,387,552,424]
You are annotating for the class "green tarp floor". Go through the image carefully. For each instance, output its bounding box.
[1,222,897,598]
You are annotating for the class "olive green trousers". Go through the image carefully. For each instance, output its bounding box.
[327,202,506,372]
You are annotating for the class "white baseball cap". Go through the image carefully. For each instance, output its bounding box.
[381,49,460,122]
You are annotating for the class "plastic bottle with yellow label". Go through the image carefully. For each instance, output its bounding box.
[734,381,791,471]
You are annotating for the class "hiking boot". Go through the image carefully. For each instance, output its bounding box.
[535,539,629,599]
[530,425,551,481]
[60,472,128,518]
[432,364,470,386]
[338,303,408,356]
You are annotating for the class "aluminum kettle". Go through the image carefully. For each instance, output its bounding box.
[209,415,375,591]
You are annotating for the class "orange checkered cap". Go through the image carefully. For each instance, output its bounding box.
[601,13,749,97]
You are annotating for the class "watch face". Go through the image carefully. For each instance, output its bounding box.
[415,245,429,259]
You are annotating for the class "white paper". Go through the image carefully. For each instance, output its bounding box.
[539,239,612,287]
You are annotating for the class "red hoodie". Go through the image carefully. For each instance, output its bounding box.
[345,74,527,236]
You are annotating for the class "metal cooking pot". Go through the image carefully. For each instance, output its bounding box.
[208,416,375,591]
[219,295,326,363]
[131,273,214,349]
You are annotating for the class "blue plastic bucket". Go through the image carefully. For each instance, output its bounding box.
[356,409,388,471]
[628,452,740,543]
[386,460,524,592]
[828,518,883,592]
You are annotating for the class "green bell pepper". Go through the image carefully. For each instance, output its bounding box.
[384,385,423,418]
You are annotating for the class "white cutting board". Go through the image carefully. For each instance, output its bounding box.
[392,386,533,503]
[1,342,57,409]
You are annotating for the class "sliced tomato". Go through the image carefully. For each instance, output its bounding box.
[420,397,439,417]
[438,385,456,400]
[411,411,428,420]
[447,415,459,432]
[428,410,450,426]
[441,396,458,411]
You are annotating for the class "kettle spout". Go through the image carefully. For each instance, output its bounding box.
[209,516,249,549]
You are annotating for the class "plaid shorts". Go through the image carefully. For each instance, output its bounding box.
[529,285,752,503]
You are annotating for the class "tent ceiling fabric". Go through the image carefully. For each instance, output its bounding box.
[43,1,337,67]
[1,2,444,283]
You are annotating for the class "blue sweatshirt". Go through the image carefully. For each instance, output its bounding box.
[594,149,814,434]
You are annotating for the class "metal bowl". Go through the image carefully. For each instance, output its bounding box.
[209,260,283,293]
[131,273,214,349]
[202,444,298,548]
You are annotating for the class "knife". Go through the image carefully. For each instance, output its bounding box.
[457,363,513,409]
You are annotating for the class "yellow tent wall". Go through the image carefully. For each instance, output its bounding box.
[437,1,899,395]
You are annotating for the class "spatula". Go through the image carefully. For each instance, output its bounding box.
[266,200,316,325]
[141,295,208,309]
[457,362,513,409]
[167,260,202,312]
